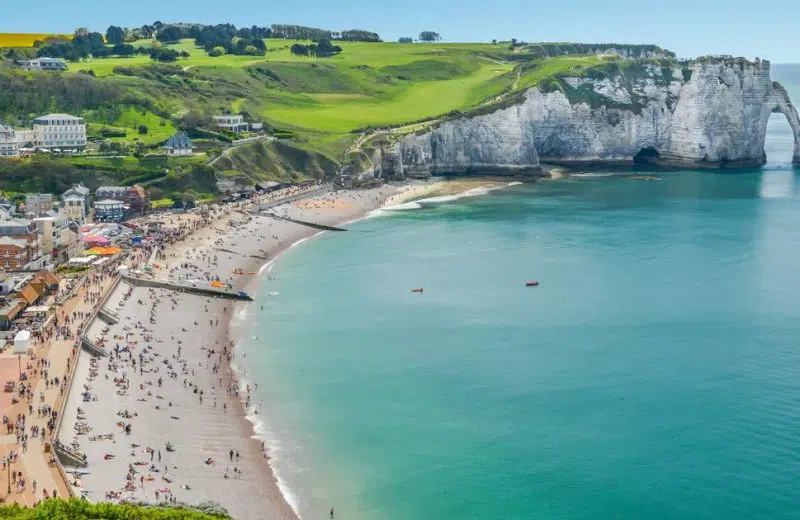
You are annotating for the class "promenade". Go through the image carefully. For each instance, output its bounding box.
[0,271,116,505]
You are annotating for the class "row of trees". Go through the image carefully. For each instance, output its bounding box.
[397,32,442,43]
[289,39,342,58]
[105,22,382,46]
[105,22,272,45]
[270,25,380,42]
[36,31,107,61]
[193,25,267,56]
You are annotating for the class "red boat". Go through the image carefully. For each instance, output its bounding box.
[525,281,539,287]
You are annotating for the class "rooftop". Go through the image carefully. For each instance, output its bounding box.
[64,184,90,197]
[33,114,83,122]
[164,132,194,149]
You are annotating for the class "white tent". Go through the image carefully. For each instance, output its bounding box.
[13,330,30,355]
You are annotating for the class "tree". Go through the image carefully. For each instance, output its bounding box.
[74,27,90,38]
[398,37,413,44]
[149,186,165,200]
[112,43,135,57]
[491,39,497,45]
[290,43,309,57]
[339,30,381,42]
[209,46,226,57]
[314,38,342,57]
[106,25,125,45]
[156,26,183,44]
[149,48,179,62]
[418,31,441,42]
[138,125,148,135]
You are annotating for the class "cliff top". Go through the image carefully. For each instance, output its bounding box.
[518,42,675,60]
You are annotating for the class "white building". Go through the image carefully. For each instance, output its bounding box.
[213,115,248,133]
[18,58,67,71]
[0,124,34,157]
[32,114,87,151]
[34,212,68,257]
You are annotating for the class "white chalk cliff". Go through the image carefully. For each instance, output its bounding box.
[370,58,800,178]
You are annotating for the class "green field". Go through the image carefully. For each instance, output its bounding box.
[76,39,529,135]
[0,35,619,194]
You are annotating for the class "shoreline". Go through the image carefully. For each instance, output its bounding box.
[57,178,507,520]
[225,178,519,518]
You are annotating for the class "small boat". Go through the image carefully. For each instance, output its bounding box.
[525,281,539,287]
[411,288,424,293]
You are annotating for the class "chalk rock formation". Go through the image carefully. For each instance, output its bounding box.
[373,58,800,178]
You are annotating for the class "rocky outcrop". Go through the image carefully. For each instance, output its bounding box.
[371,58,800,179]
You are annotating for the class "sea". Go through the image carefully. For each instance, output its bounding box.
[235,64,800,520]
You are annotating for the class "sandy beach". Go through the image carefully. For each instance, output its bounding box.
[57,179,492,519]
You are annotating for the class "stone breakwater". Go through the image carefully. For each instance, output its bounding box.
[365,58,800,178]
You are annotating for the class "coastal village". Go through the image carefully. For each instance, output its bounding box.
[0,145,410,518]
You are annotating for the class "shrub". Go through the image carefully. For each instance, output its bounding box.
[209,46,225,57]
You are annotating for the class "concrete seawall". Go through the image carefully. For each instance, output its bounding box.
[122,275,254,301]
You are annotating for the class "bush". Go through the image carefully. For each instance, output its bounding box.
[209,46,226,57]
[138,125,149,135]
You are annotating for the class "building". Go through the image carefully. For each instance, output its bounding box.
[94,200,125,222]
[25,194,54,217]
[213,115,248,133]
[17,58,68,71]
[96,186,128,201]
[32,114,87,151]
[126,185,150,214]
[34,211,69,261]
[163,132,194,156]
[0,217,44,270]
[62,184,90,220]
[0,124,34,157]
[62,195,86,223]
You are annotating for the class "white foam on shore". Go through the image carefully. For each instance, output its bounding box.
[380,182,519,212]
[229,233,325,520]
[229,333,304,519]
[258,260,275,276]
[570,172,615,178]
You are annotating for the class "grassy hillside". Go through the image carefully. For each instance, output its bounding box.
[0,35,653,193]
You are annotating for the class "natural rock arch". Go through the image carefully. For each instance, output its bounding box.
[769,83,800,164]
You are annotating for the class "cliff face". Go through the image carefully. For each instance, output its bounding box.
[374,59,800,178]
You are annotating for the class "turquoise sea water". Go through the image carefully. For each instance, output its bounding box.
[238,64,800,520]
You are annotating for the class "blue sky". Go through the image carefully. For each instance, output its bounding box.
[3,0,799,62]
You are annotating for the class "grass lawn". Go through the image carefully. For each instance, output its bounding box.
[74,38,520,137]
[151,197,174,208]
[85,106,176,145]
[267,59,510,132]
